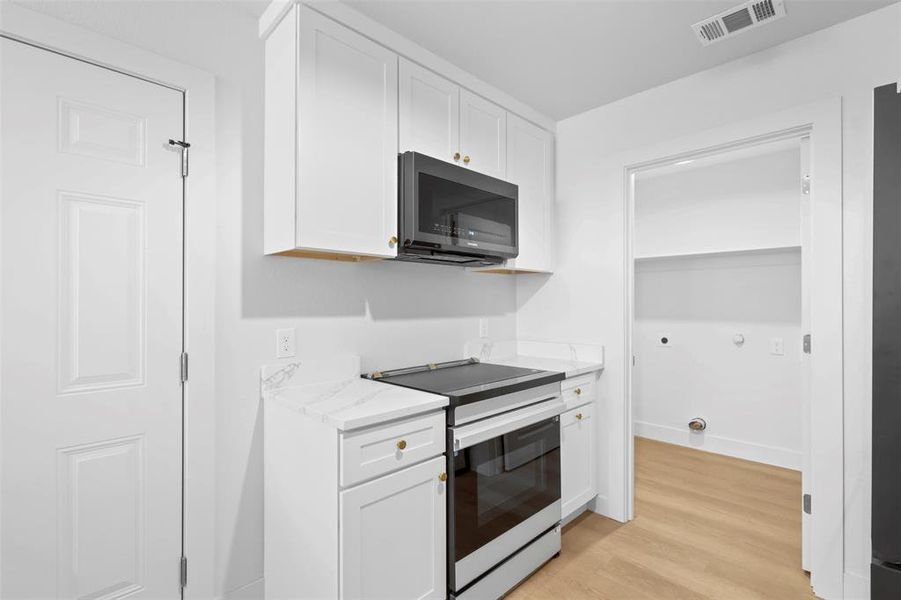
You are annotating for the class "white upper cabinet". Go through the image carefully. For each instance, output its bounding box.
[399,58,461,165]
[262,2,554,269]
[504,114,555,273]
[264,5,399,260]
[460,89,507,179]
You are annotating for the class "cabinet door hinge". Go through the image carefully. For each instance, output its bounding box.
[180,352,189,383]
[180,555,188,589]
[801,174,810,195]
[803,493,811,515]
[803,334,811,354]
[168,139,190,177]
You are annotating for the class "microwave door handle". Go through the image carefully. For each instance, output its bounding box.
[452,398,564,452]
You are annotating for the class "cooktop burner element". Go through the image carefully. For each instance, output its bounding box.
[366,358,564,407]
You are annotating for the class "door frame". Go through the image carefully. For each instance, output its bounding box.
[0,5,217,598]
[618,98,843,599]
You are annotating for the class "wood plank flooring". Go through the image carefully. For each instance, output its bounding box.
[507,437,817,600]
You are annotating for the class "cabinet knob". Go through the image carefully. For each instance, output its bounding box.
[389,235,399,247]
[396,440,407,450]
[575,387,582,396]
[438,472,448,482]
[453,152,461,161]
[576,413,583,420]
[463,155,471,165]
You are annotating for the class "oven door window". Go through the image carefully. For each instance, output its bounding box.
[452,416,560,562]
[417,172,516,248]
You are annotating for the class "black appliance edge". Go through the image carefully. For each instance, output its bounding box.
[873,81,901,597]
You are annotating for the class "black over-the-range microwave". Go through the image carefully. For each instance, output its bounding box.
[397,151,519,266]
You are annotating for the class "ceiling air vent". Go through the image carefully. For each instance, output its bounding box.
[692,0,786,46]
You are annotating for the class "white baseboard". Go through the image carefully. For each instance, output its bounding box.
[634,421,801,470]
[223,578,264,600]
[842,570,869,600]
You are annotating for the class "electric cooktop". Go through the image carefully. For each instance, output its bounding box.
[366,358,564,406]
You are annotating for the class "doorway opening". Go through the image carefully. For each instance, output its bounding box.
[628,135,814,593]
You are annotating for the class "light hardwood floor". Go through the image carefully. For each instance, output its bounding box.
[508,437,817,600]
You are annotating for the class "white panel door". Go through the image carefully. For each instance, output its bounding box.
[297,5,399,258]
[399,58,460,165]
[561,404,596,518]
[340,456,446,600]
[0,40,184,598]
[460,89,506,179]
[506,114,554,273]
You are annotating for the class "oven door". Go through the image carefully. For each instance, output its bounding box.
[448,399,563,592]
[399,151,519,259]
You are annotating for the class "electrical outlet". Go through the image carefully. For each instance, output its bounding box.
[769,337,785,356]
[479,319,488,339]
[276,328,296,358]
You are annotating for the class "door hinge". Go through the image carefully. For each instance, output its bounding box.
[632,355,636,366]
[168,139,190,178]
[801,174,811,195]
[803,334,811,354]
[180,352,189,383]
[180,555,188,589]
[803,493,812,515]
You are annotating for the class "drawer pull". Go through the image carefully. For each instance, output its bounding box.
[463,155,471,165]
[576,413,584,420]
[453,152,461,161]
[575,387,582,396]
[438,472,448,482]
[396,439,407,450]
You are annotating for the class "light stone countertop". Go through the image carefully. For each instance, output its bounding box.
[261,356,448,431]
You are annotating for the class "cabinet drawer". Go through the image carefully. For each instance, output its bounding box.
[562,374,596,411]
[340,411,445,487]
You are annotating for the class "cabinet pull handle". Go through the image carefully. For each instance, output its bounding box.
[576,413,583,420]
[463,155,471,165]
[396,440,407,450]
[389,235,399,247]
[575,387,582,396]
[438,472,448,482]
[453,152,461,161]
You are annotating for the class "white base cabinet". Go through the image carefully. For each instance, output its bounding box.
[560,374,598,519]
[341,456,446,599]
[265,400,447,599]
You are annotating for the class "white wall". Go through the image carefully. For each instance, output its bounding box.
[632,147,803,469]
[208,10,518,597]
[11,3,518,597]
[633,250,803,468]
[634,146,801,258]
[517,5,900,595]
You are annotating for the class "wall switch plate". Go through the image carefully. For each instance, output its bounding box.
[769,337,785,356]
[276,328,296,358]
[479,319,488,339]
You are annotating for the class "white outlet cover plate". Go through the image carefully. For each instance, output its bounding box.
[276,328,296,358]
[769,337,785,356]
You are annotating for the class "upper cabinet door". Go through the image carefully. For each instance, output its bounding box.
[460,89,506,179]
[296,6,399,258]
[399,58,460,165]
[506,114,554,273]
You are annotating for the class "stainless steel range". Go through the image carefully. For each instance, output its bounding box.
[369,358,565,599]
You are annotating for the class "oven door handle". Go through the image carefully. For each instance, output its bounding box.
[451,398,565,452]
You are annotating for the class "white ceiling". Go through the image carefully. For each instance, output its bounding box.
[343,0,895,119]
[11,0,896,121]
